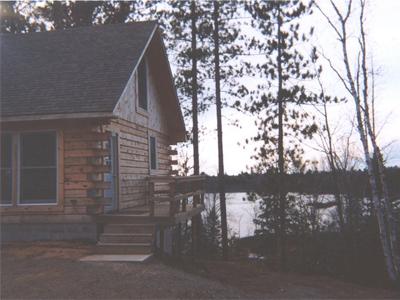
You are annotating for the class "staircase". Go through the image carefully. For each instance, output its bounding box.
[96,208,157,256]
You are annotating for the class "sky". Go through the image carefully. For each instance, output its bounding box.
[187,0,400,175]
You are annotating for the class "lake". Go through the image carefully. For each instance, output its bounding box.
[204,192,338,238]
[204,193,261,238]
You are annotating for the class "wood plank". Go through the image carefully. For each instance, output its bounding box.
[120,146,148,156]
[64,157,88,166]
[0,214,94,223]
[119,139,148,151]
[64,206,88,214]
[120,187,147,195]
[65,190,87,198]
[119,152,148,162]
[64,181,111,190]
[65,197,112,206]
[120,166,150,175]
[64,140,103,150]
[112,118,148,134]
[120,159,149,169]
[0,205,64,214]
[64,131,110,141]
[65,149,109,158]
[65,165,110,174]
[119,132,148,144]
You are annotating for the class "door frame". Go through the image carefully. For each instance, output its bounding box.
[105,133,119,213]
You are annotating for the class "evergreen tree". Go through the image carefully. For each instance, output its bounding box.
[244,0,320,270]
[210,0,246,260]
[0,1,40,33]
[33,1,143,30]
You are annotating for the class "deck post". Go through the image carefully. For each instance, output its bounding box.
[175,222,182,259]
[182,198,187,212]
[169,180,176,217]
[159,226,165,257]
[191,216,198,259]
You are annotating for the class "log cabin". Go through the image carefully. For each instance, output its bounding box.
[0,21,205,256]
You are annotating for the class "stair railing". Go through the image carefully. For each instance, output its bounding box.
[147,175,206,219]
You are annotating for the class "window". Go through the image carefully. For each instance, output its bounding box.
[149,136,157,170]
[1,133,12,205]
[19,132,57,204]
[138,58,148,110]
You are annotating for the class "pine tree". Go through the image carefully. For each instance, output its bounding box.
[244,0,320,270]
[33,1,143,30]
[0,1,40,33]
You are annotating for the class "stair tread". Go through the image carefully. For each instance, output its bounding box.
[97,242,152,246]
[106,223,155,226]
[102,215,151,218]
[101,233,153,237]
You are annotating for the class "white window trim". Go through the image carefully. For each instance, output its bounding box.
[16,130,59,206]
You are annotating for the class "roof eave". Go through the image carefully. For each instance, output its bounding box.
[0,112,116,123]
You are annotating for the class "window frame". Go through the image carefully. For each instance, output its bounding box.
[17,130,58,206]
[149,135,158,171]
[136,57,149,115]
[0,132,13,206]
[1,130,59,206]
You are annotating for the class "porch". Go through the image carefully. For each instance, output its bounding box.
[95,175,206,256]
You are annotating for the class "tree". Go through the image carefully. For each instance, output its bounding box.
[244,0,320,270]
[210,0,246,260]
[0,1,40,33]
[201,193,222,257]
[33,1,143,30]
[212,0,229,260]
[146,0,214,173]
[316,0,400,284]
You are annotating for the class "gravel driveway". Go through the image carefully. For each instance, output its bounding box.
[1,242,399,299]
[1,242,245,299]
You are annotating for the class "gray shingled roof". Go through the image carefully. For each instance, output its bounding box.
[1,21,157,118]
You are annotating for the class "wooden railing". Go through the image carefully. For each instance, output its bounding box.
[147,175,206,219]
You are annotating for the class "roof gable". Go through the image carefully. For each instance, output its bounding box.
[1,22,157,117]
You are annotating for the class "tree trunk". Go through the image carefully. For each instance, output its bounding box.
[213,0,228,260]
[276,5,287,271]
[191,0,199,176]
[335,4,398,282]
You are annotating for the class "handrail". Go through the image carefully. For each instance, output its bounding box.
[147,175,206,218]
[148,175,206,183]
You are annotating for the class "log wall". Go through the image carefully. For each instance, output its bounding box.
[106,118,172,210]
[0,121,111,217]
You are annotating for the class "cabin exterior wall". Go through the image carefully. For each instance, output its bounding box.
[105,118,172,210]
[0,121,109,241]
[110,53,175,210]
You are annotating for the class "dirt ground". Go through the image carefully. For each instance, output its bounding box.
[1,242,399,299]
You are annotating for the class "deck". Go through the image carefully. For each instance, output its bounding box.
[95,175,206,256]
[98,175,206,223]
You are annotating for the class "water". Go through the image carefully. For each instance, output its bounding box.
[204,192,339,238]
[204,193,261,238]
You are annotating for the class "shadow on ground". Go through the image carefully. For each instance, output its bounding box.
[1,242,399,299]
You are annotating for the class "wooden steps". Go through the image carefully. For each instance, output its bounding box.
[103,224,155,234]
[98,215,157,224]
[96,212,156,256]
[96,243,153,255]
[99,233,153,244]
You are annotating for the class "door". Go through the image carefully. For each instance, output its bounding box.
[104,134,119,213]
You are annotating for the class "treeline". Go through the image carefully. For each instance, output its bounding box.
[205,167,400,196]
